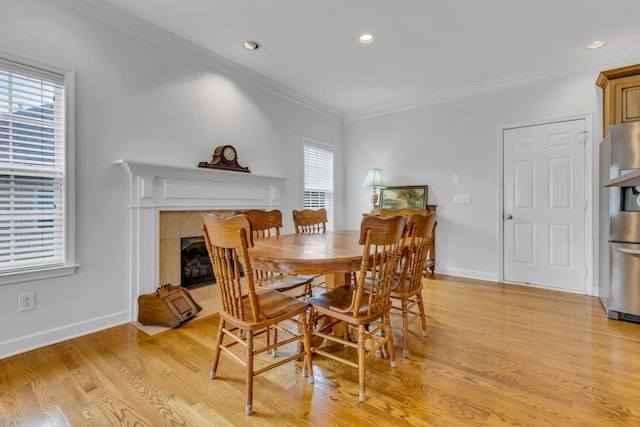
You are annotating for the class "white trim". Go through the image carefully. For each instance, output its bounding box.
[301,137,335,230]
[497,113,594,295]
[345,55,640,122]
[301,136,336,151]
[0,309,129,359]
[502,279,589,296]
[65,69,77,284]
[0,50,78,286]
[436,266,499,283]
[0,264,79,286]
[116,160,286,320]
[52,0,343,122]
[51,1,640,122]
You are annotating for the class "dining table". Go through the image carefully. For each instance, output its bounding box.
[249,229,397,356]
[248,230,363,288]
[248,229,363,344]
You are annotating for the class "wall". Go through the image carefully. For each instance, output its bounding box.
[3,1,638,359]
[0,0,343,358]
[344,70,619,286]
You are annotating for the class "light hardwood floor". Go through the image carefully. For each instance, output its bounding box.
[2,275,640,426]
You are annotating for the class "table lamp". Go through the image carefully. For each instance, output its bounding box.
[363,168,385,213]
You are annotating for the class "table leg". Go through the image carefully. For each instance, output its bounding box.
[323,272,352,288]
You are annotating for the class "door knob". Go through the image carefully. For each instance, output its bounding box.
[504,214,513,220]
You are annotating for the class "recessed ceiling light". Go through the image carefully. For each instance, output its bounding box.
[358,34,375,44]
[586,40,607,49]
[243,40,260,50]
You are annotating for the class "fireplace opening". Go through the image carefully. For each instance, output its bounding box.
[181,236,214,289]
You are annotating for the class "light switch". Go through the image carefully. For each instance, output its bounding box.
[453,194,471,204]
[453,174,460,184]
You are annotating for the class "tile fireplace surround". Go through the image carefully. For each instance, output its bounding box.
[117,160,286,320]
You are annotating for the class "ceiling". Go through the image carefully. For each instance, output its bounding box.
[96,0,640,120]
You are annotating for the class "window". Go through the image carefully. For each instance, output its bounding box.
[303,138,334,230]
[0,54,76,285]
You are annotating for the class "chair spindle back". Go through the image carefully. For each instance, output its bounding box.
[233,209,282,239]
[354,215,406,317]
[202,213,262,322]
[395,212,437,294]
[292,208,327,233]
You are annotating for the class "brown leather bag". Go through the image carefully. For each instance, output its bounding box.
[137,284,202,327]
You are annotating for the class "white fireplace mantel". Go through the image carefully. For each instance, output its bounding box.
[116,159,287,319]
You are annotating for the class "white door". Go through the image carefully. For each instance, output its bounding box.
[503,119,586,292]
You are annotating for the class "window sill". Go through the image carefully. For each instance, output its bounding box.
[0,264,80,286]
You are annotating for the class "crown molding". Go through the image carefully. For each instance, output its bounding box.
[48,1,640,124]
[345,51,640,122]
[51,0,343,121]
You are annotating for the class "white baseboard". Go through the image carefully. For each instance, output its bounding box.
[435,266,499,282]
[0,310,130,360]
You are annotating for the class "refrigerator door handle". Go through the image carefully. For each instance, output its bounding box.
[616,248,640,257]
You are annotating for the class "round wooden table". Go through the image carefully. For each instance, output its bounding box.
[249,230,363,345]
[249,230,363,288]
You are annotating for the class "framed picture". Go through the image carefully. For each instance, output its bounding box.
[379,185,428,210]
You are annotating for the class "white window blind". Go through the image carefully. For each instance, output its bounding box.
[303,140,334,230]
[0,58,66,272]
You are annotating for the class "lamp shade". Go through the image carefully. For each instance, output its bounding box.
[363,168,385,188]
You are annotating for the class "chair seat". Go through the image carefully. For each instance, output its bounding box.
[308,286,391,325]
[258,274,316,293]
[365,275,422,299]
[219,288,310,331]
[308,285,354,310]
[390,280,424,299]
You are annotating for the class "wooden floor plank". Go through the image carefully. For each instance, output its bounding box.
[2,275,640,426]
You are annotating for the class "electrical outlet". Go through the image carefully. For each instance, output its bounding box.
[453,194,471,204]
[18,292,35,312]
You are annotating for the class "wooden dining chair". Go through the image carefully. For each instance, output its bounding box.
[307,214,406,402]
[291,208,331,292]
[201,213,314,415]
[390,211,437,358]
[379,208,436,276]
[233,209,314,299]
[233,209,282,238]
[378,208,428,240]
[292,208,327,233]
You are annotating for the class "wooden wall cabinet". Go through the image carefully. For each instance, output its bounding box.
[596,64,640,137]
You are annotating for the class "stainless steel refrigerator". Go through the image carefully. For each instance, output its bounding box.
[600,122,640,321]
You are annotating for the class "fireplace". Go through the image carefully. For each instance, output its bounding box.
[158,210,228,289]
[181,236,214,289]
[118,159,285,320]
[160,210,247,289]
